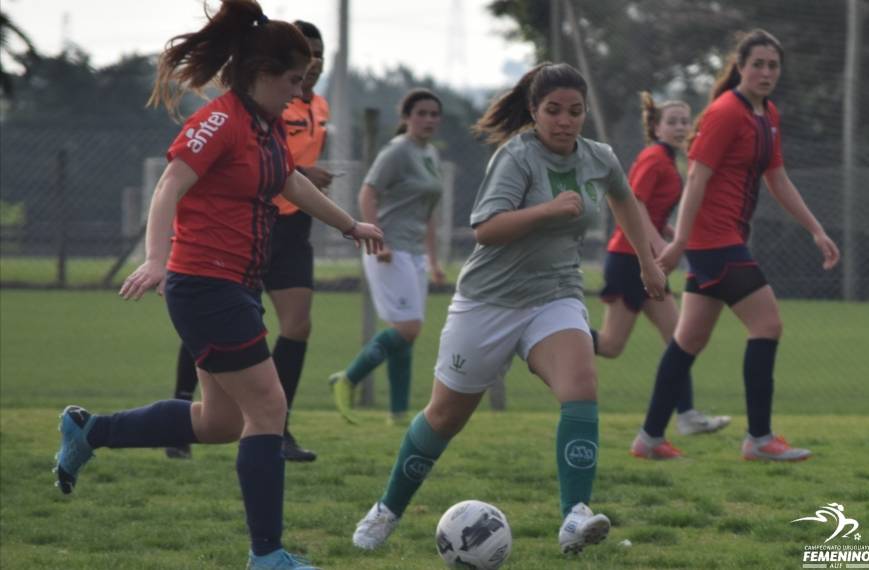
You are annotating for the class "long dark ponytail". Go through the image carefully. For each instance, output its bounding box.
[147,0,311,117]
[472,62,588,147]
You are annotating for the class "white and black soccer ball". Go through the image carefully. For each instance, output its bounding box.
[435,500,512,569]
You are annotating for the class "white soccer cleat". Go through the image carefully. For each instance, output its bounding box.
[558,502,611,554]
[353,501,400,550]
[676,409,732,436]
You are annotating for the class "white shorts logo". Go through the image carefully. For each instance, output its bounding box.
[185,111,229,153]
[564,439,597,469]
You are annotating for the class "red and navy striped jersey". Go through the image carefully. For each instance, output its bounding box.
[608,142,682,255]
[166,90,294,289]
[687,89,783,249]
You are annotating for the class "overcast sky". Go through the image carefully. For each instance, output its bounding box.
[3,0,536,90]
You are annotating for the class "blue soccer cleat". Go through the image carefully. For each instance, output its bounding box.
[246,549,320,569]
[54,405,96,494]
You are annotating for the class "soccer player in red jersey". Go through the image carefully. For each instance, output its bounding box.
[597,93,730,447]
[632,29,839,462]
[51,3,381,569]
[166,20,333,463]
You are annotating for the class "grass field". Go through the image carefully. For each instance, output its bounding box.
[1,289,867,569]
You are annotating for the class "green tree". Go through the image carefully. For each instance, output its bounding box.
[487,0,868,159]
[0,10,40,98]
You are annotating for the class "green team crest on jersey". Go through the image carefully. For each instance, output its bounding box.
[423,156,440,179]
[547,168,600,204]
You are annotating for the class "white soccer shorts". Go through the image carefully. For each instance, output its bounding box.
[362,249,429,323]
[434,294,591,393]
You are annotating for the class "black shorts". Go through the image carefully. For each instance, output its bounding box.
[684,245,768,306]
[263,212,314,292]
[165,272,270,373]
[600,252,671,313]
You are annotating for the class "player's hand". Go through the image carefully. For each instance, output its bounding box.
[376,245,393,263]
[346,222,384,255]
[650,235,669,258]
[546,191,583,220]
[302,165,334,191]
[430,263,446,286]
[640,260,667,301]
[656,241,685,275]
[119,260,166,300]
[813,232,840,270]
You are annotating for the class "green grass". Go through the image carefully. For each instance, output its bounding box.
[1,289,868,569]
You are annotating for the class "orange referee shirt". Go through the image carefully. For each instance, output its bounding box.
[274,94,330,215]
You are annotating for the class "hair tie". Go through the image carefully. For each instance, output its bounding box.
[255,14,269,27]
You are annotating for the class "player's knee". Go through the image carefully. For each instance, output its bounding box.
[424,404,467,439]
[280,317,311,340]
[394,322,422,343]
[676,330,711,354]
[597,335,626,358]
[751,316,782,340]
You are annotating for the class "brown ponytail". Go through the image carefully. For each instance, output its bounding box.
[472,62,588,147]
[639,91,689,145]
[147,0,311,117]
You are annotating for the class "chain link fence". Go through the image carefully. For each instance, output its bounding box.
[0,0,865,416]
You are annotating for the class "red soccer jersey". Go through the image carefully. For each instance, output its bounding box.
[166,90,294,289]
[687,89,783,249]
[607,142,682,255]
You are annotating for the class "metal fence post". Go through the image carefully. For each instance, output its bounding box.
[55,148,68,287]
[358,107,380,407]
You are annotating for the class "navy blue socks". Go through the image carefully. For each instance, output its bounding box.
[273,336,307,434]
[174,345,198,401]
[744,338,777,438]
[237,434,284,556]
[86,400,198,449]
[643,341,696,437]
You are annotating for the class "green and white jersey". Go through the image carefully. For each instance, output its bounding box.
[364,134,443,254]
[457,130,632,308]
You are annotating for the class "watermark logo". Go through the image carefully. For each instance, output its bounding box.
[793,503,866,568]
[792,503,861,543]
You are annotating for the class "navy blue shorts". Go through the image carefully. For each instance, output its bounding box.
[684,245,768,306]
[263,212,314,292]
[165,272,270,373]
[600,252,670,313]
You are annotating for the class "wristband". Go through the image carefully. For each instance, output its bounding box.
[341,220,358,240]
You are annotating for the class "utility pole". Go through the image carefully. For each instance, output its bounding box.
[562,0,608,143]
[842,0,862,300]
[329,0,351,162]
[550,0,562,62]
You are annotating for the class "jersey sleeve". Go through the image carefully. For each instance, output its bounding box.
[469,147,531,227]
[166,104,235,178]
[602,145,632,201]
[689,103,740,171]
[766,102,784,171]
[363,143,402,191]
[628,150,661,204]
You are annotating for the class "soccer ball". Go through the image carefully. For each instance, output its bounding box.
[435,500,512,569]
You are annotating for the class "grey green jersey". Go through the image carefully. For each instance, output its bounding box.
[457,131,632,308]
[364,134,443,254]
